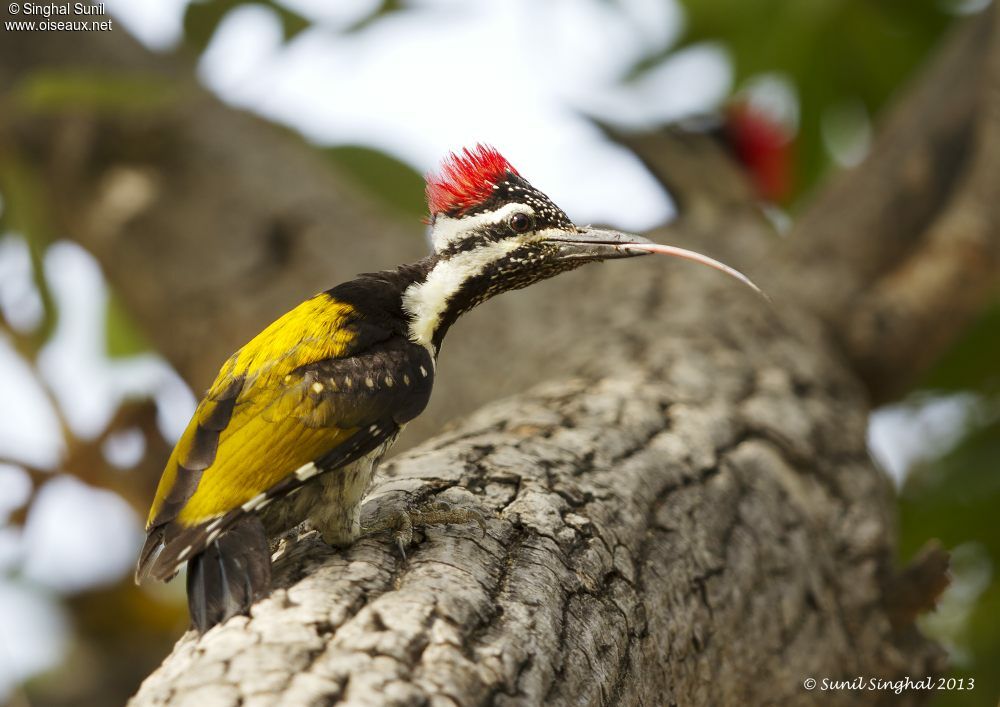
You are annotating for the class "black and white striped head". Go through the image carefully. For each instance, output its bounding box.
[424,144,648,263]
[403,145,652,352]
[403,145,765,354]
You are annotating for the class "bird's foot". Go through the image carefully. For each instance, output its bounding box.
[362,500,486,558]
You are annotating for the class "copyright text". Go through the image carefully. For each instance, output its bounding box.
[802,676,975,695]
[5,3,113,32]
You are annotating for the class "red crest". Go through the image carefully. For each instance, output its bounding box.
[426,144,519,216]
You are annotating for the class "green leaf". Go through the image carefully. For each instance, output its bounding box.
[0,157,58,344]
[322,146,426,220]
[899,412,1000,706]
[900,419,1000,555]
[342,0,409,34]
[13,71,178,113]
[269,0,310,42]
[920,301,1000,393]
[183,0,237,51]
[105,293,150,359]
[184,0,310,53]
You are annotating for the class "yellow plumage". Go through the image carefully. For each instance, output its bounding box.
[146,294,359,527]
[175,415,356,524]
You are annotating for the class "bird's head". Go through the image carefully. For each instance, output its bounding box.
[425,144,646,277]
[403,144,764,353]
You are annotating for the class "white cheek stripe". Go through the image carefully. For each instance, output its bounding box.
[430,203,533,251]
[403,238,525,350]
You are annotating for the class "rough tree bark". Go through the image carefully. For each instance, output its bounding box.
[131,305,927,707]
[4,5,1000,706]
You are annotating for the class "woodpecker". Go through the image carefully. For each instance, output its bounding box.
[136,145,762,633]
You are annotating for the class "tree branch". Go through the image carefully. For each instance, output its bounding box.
[131,300,941,704]
[779,7,1000,401]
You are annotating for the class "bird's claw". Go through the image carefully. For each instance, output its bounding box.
[363,500,487,558]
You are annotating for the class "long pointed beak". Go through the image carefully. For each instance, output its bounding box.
[543,227,655,262]
[545,227,768,300]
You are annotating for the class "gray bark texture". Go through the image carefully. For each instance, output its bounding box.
[5,4,1000,706]
[131,310,929,707]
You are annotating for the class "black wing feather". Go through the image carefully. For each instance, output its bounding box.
[136,335,436,623]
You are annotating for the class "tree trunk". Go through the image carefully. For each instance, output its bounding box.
[5,5,1000,706]
[130,307,936,707]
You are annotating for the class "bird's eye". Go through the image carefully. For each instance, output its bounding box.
[509,213,533,233]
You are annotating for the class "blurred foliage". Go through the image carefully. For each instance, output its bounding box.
[183,0,412,46]
[0,158,57,345]
[898,302,1000,707]
[105,293,151,359]
[899,418,1000,707]
[12,71,180,114]
[2,66,188,361]
[182,0,427,218]
[667,0,951,200]
[899,416,1000,563]
[322,146,427,221]
[23,578,186,707]
[184,0,309,52]
[921,302,1000,393]
[2,68,183,356]
[0,69,171,704]
[180,0,955,206]
[341,0,410,34]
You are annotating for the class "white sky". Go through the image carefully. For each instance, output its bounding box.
[122,0,737,232]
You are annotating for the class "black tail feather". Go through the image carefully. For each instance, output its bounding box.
[186,515,271,633]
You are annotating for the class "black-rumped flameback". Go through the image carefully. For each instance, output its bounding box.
[136,145,763,633]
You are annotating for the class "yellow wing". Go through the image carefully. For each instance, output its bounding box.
[138,291,436,583]
[145,292,379,528]
[152,389,359,527]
